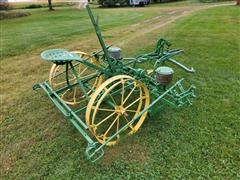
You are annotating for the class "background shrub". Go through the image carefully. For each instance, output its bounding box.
[98,0,129,7]
[25,4,43,9]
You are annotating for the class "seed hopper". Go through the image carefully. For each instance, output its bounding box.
[33,5,196,162]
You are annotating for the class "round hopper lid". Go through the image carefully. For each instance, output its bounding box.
[155,66,174,75]
[108,47,121,53]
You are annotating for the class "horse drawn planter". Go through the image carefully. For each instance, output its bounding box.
[33,5,196,162]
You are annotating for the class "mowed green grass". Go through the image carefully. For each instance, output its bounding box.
[1,6,157,58]
[1,4,239,179]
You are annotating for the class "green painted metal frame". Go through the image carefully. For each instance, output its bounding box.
[33,5,196,162]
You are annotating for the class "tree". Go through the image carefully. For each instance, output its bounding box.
[0,0,9,10]
[48,0,54,10]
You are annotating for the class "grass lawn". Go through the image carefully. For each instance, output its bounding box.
[1,6,160,58]
[1,2,239,179]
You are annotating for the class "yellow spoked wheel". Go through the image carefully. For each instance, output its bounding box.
[86,75,150,146]
[49,51,103,105]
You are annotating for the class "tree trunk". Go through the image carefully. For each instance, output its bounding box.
[237,0,240,5]
[48,0,54,10]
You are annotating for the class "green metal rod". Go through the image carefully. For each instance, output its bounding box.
[69,62,90,101]
[168,58,195,73]
[74,106,87,114]
[75,59,107,75]
[69,118,94,144]
[40,82,88,130]
[39,82,95,144]
[86,5,114,70]
[151,91,177,108]
[91,44,112,57]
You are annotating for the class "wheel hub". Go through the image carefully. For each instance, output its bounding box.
[115,106,127,116]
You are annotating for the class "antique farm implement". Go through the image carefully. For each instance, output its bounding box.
[33,5,196,162]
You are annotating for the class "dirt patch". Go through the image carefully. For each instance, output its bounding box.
[118,3,233,46]
[101,140,149,166]
[0,139,35,174]
[0,153,15,174]
[0,11,30,20]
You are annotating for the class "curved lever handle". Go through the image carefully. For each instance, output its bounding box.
[168,58,195,73]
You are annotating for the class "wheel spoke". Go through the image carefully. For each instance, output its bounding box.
[80,72,98,80]
[53,76,76,87]
[122,83,137,105]
[61,89,69,99]
[116,118,119,134]
[53,67,63,77]
[104,87,117,105]
[53,80,68,87]
[96,112,117,127]
[125,97,141,110]
[78,63,83,74]
[109,94,117,105]
[104,115,119,136]
[116,118,120,140]
[92,82,122,123]
[123,115,134,131]
[79,67,88,76]
[73,87,77,103]
[121,79,125,105]
[126,109,137,113]
[92,106,115,112]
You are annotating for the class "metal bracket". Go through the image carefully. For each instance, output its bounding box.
[85,142,105,163]
[32,83,41,90]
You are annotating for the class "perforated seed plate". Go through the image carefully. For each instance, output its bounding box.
[41,49,81,63]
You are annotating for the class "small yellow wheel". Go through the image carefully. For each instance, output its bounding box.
[86,75,150,146]
[49,51,103,105]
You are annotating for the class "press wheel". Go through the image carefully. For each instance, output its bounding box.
[86,75,150,146]
[49,51,103,105]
